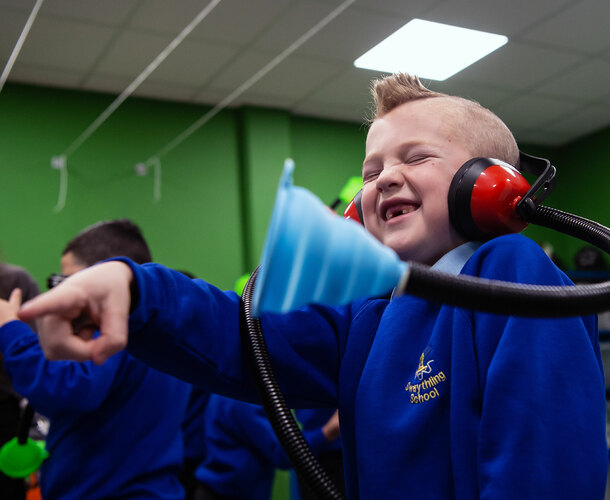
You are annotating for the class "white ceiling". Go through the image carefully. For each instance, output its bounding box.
[1,0,609,147]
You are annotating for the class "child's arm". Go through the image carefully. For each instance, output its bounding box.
[466,236,607,498]
[124,258,347,406]
[0,287,123,418]
[20,258,349,407]
[224,401,339,470]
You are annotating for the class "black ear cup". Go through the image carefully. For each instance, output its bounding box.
[448,158,531,241]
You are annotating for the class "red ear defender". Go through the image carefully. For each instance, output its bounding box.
[343,189,364,225]
[448,158,531,241]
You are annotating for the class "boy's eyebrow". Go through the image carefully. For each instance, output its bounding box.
[362,153,380,168]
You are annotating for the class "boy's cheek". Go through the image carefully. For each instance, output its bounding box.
[360,189,377,224]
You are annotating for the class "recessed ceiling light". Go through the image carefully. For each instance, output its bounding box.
[354,19,508,81]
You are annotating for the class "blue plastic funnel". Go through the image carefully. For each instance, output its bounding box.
[251,160,407,316]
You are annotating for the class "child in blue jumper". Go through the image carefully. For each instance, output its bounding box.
[193,395,340,500]
[0,220,191,499]
[16,74,609,499]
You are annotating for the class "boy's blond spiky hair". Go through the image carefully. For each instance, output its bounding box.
[369,73,520,167]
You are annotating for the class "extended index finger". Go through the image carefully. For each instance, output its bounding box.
[19,285,85,323]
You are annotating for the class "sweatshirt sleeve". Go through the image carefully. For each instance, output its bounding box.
[464,235,608,499]
[122,258,352,408]
[0,320,121,418]
[227,400,336,470]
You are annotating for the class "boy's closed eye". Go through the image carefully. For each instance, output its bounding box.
[363,170,381,184]
[404,155,428,165]
[362,163,382,184]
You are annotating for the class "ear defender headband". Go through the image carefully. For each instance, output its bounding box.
[344,152,556,241]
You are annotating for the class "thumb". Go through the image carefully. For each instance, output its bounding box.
[9,288,22,309]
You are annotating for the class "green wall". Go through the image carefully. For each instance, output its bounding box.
[0,83,244,290]
[0,84,367,293]
[521,128,610,268]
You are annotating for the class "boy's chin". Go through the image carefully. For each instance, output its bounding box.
[391,244,443,266]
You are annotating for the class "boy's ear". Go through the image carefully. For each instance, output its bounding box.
[343,190,364,225]
[447,157,531,241]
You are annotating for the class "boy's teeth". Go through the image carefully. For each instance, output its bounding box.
[388,209,406,220]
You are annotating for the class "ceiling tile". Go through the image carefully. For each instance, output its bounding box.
[129,0,292,46]
[5,63,82,88]
[534,58,610,103]
[292,7,407,62]
[520,0,610,54]
[423,0,575,36]
[493,92,583,131]
[145,40,239,87]
[128,0,222,35]
[83,73,133,94]
[427,80,515,109]
[545,103,610,139]
[38,0,141,26]
[0,8,33,60]
[304,67,378,107]
[205,49,273,90]
[252,0,346,53]
[353,0,444,18]
[84,73,203,104]
[133,80,201,102]
[254,0,444,62]
[227,90,299,110]
[187,0,294,46]
[513,128,575,147]
[13,16,116,72]
[0,0,29,9]
[445,40,582,91]
[92,30,176,78]
[238,55,344,101]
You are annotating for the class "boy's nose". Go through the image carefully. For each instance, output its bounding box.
[375,165,404,192]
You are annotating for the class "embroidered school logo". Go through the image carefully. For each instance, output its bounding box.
[415,352,433,380]
[405,350,447,404]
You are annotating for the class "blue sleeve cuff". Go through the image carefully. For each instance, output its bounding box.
[303,428,339,455]
[0,320,34,351]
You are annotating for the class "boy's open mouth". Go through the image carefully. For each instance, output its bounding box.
[382,202,419,221]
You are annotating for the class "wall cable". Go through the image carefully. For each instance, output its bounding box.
[51,0,222,211]
[138,0,357,171]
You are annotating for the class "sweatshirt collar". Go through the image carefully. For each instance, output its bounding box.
[390,241,481,301]
[431,241,482,276]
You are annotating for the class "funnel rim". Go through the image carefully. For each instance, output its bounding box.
[252,160,294,316]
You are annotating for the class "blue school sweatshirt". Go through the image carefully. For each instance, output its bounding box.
[0,322,191,499]
[123,233,608,500]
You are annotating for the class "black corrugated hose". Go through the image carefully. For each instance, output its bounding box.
[240,204,610,500]
[241,266,345,500]
[402,206,610,317]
